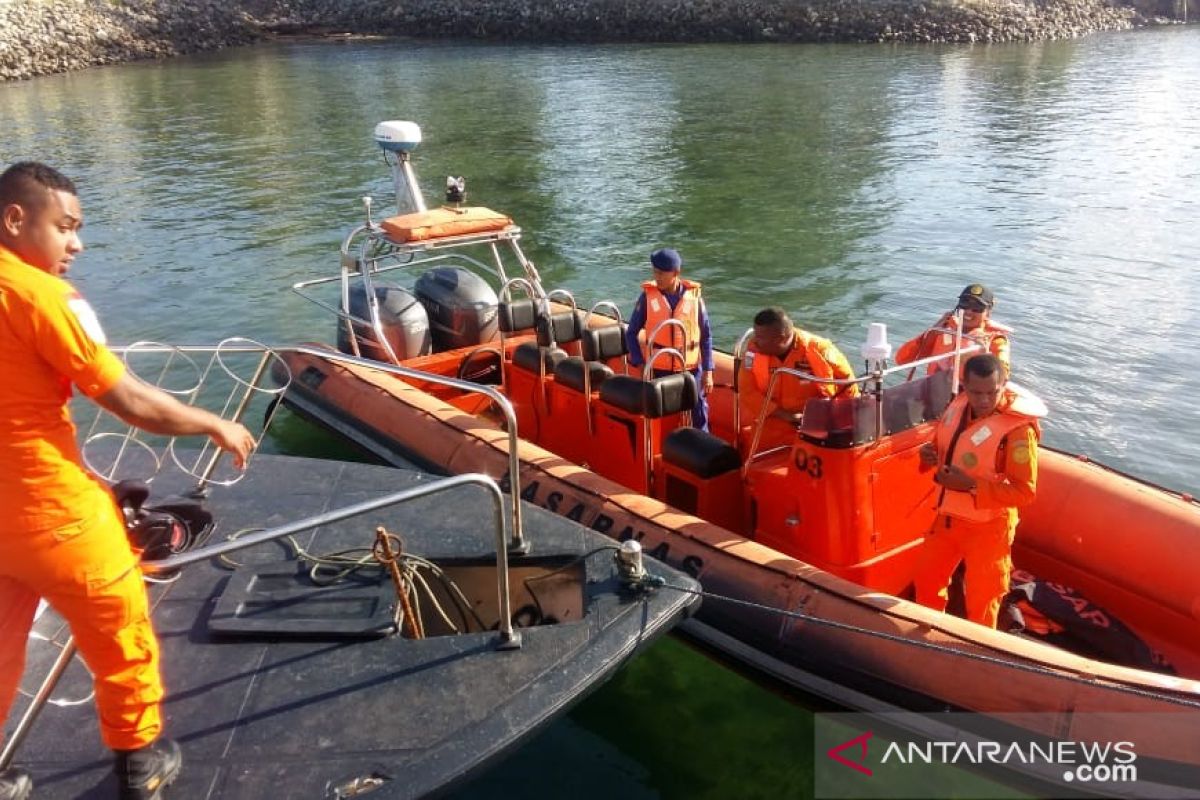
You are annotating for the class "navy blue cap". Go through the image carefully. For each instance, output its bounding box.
[650,248,682,272]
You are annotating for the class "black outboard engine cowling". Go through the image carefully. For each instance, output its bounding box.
[338,283,432,362]
[414,267,499,351]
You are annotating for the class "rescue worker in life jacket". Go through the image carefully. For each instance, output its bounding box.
[895,283,1012,377]
[624,248,714,431]
[739,307,859,452]
[0,162,256,800]
[912,353,1045,629]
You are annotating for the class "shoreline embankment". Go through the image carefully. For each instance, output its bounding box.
[0,0,1192,82]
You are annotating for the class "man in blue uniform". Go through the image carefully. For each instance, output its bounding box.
[624,248,714,431]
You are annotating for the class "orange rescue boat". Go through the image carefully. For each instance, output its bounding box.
[279,122,1200,796]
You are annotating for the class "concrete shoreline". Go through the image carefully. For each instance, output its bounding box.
[0,0,1191,82]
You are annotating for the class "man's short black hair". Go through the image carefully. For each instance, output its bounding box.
[964,353,1005,380]
[0,162,77,210]
[753,307,791,328]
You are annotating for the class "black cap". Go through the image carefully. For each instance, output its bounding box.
[958,283,994,309]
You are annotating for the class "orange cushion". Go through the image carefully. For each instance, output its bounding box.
[380,206,513,243]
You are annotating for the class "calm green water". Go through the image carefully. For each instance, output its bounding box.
[3,28,1199,798]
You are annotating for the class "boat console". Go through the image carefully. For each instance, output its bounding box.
[746,369,954,594]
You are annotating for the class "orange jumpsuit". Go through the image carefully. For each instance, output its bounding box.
[912,389,1041,628]
[895,317,1012,376]
[0,245,163,751]
[739,330,859,451]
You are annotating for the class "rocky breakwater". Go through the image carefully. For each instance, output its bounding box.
[0,0,1172,82]
[0,0,257,81]
[327,0,1143,43]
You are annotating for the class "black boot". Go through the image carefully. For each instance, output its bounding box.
[113,738,182,800]
[0,768,32,800]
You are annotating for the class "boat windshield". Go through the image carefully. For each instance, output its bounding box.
[800,370,954,448]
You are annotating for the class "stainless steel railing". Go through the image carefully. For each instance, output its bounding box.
[114,342,531,553]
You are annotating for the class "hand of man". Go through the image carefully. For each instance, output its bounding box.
[97,375,257,469]
[936,311,960,330]
[210,420,256,469]
[919,442,938,467]
[702,370,714,394]
[934,463,975,492]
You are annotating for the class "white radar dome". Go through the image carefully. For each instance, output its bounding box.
[374,121,422,153]
[861,322,892,363]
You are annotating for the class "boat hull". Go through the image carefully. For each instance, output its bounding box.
[279,347,1200,790]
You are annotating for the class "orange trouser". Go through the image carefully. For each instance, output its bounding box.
[912,513,1015,629]
[0,498,163,751]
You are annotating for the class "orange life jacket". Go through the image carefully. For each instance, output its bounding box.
[935,385,1045,523]
[744,330,859,412]
[640,279,702,370]
[917,319,1012,375]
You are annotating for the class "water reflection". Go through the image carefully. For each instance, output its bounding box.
[532,50,685,285]
[1,30,1198,489]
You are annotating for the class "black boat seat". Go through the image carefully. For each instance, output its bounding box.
[536,309,586,349]
[591,372,697,494]
[512,342,568,374]
[581,323,629,362]
[541,323,622,463]
[498,298,538,334]
[543,357,611,463]
[660,428,745,530]
[505,342,566,444]
[663,428,740,478]
[599,372,697,418]
[553,358,614,393]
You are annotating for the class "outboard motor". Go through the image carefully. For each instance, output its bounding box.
[414,267,499,351]
[338,283,432,362]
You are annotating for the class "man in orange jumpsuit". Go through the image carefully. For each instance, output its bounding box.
[912,353,1044,628]
[895,283,1012,377]
[738,307,859,452]
[0,162,255,800]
